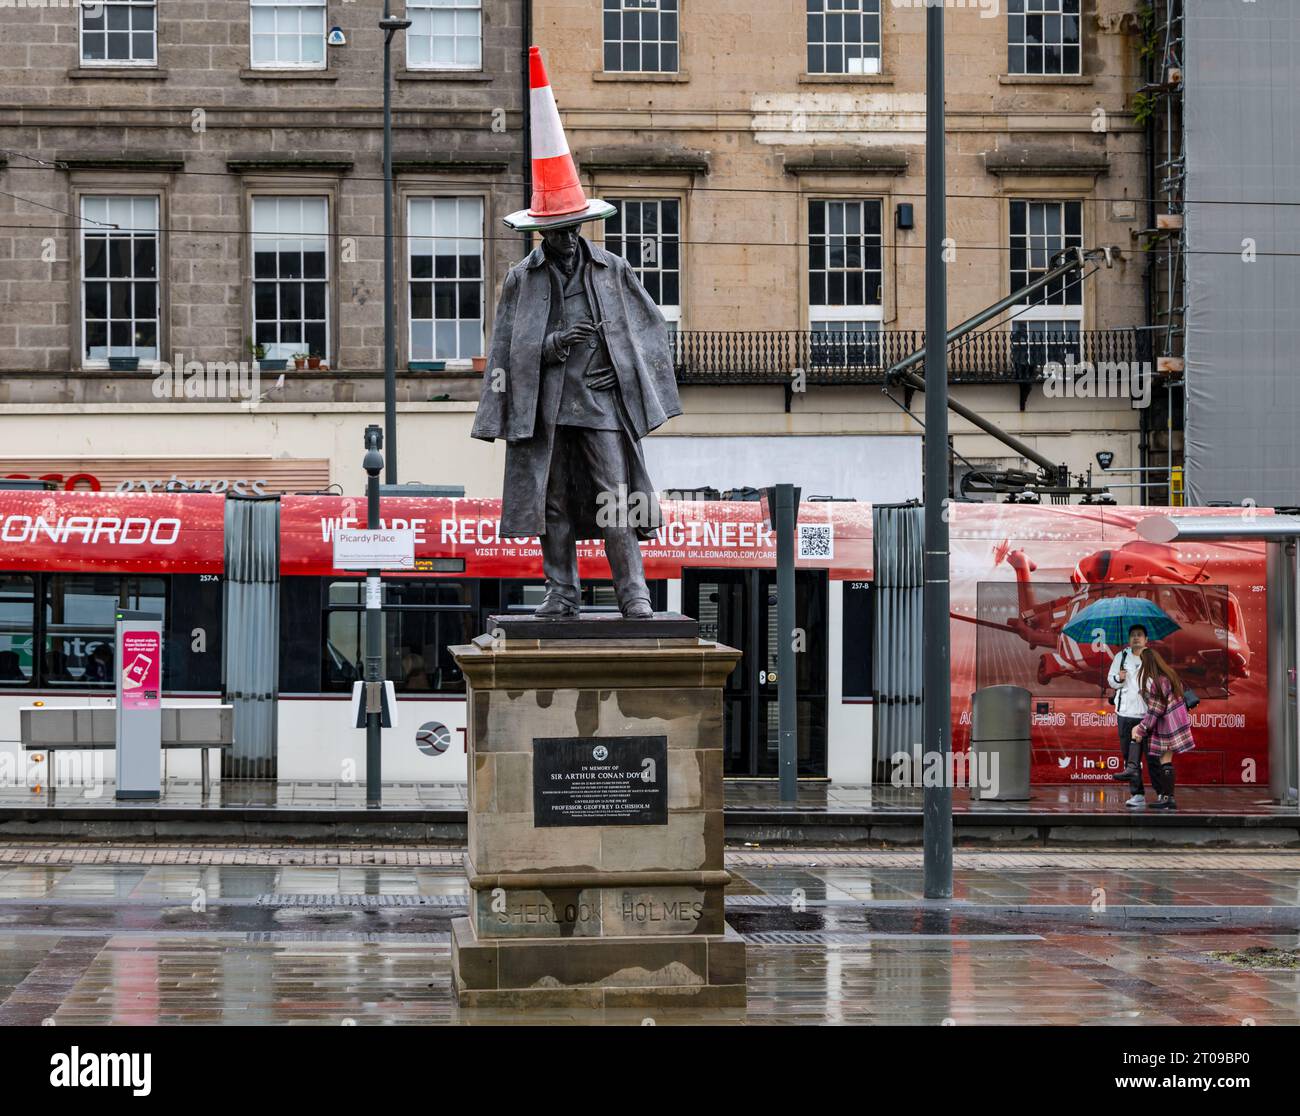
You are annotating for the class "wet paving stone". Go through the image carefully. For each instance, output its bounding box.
[1,851,1299,1025]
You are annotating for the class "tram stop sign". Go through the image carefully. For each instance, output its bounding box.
[332,528,416,570]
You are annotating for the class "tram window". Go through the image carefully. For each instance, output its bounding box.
[325,610,365,688]
[842,580,873,700]
[321,578,476,694]
[386,581,470,608]
[499,580,666,612]
[168,575,222,692]
[506,582,549,609]
[386,611,475,692]
[329,582,363,607]
[280,576,324,693]
[690,578,745,690]
[0,575,35,686]
[42,575,165,687]
[589,585,619,609]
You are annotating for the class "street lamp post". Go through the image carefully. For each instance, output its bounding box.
[363,425,385,807]
[380,9,412,486]
[922,1,954,898]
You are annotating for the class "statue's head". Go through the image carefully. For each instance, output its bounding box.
[540,224,582,258]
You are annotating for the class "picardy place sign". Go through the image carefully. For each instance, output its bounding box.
[331,528,417,570]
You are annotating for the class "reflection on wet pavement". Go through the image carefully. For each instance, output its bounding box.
[3,854,1300,1025]
[2,779,1292,818]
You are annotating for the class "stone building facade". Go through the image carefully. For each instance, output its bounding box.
[0,1,1157,502]
[0,0,526,491]
[535,0,1156,502]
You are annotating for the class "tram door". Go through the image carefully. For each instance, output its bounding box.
[683,569,828,777]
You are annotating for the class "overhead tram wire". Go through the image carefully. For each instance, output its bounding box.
[0,151,1289,254]
[0,189,118,228]
[0,149,69,171]
[0,214,1294,258]
[1,153,1296,209]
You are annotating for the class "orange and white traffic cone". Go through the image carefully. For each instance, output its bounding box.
[503,46,615,232]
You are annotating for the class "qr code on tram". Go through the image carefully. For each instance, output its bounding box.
[797,524,833,560]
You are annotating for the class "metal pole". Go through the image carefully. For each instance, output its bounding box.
[364,425,385,807]
[922,1,953,899]
[1266,541,1296,804]
[380,11,410,484]
[1291,541,1300,809]
[776,483,797,803]
[521,1,534,259]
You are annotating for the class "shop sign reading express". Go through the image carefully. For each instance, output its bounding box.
[533,737,668,827]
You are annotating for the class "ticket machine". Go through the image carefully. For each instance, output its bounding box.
[115,608,162,800]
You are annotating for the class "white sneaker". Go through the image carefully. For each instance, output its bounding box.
[1125,794,1146,808]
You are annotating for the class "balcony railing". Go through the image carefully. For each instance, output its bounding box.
[671,328,1152,387]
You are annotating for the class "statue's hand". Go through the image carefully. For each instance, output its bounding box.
[584,368,617,391]
[559,321,598,347]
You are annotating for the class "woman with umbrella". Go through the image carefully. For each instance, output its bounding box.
[1063,597,1182,808]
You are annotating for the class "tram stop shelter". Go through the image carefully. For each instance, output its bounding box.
[1138,513,1300,807]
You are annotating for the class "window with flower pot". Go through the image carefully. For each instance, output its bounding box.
[407,196,484,363]
[80,195,160,366]
[251,196,330,364]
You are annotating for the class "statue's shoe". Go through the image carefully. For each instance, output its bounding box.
[621,600,654,620]
[534,595,578,619]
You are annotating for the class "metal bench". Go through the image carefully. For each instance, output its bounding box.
[20,705,235,804]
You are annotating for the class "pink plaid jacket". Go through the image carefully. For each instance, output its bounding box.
[1134,676,1196,757]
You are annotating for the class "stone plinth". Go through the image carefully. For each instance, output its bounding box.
[449,616,746,1010]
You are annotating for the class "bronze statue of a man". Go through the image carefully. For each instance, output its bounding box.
[472,46,681,619]
[471,213,681,620]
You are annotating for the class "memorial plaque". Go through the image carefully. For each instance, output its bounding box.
[533,736,668,827]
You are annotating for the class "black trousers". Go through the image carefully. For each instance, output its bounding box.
[541,425,650,610]
[1117,716,1144,793]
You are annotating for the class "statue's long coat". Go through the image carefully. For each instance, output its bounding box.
[471,239,682,540]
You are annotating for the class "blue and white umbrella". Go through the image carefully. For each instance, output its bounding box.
[1061,595,1180,648]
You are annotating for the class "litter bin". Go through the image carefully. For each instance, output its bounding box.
[969,685,1031,801]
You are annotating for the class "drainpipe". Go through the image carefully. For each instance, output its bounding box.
[521,0,533,259]
[1144,71,1158,502]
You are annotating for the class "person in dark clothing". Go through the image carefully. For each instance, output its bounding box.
[85,643,114,684]
[1107,623,1150,807]
[0,651,24,681]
